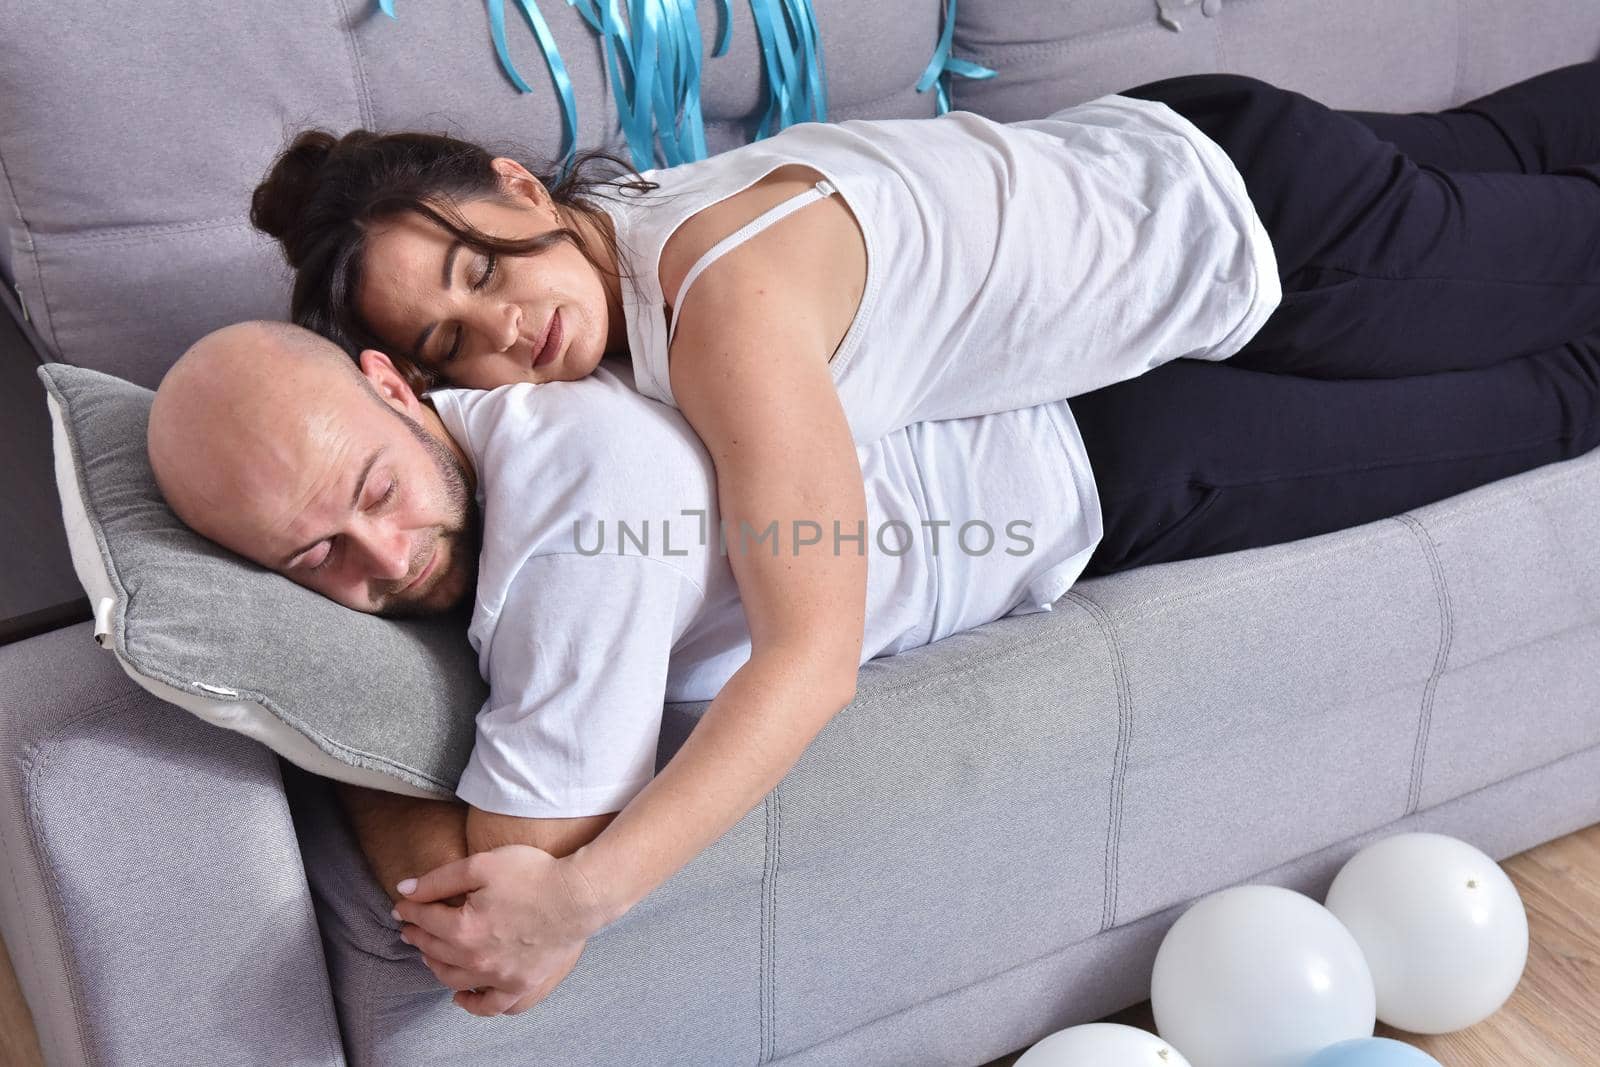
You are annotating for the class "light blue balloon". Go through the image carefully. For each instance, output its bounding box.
[1303,1037,1443,1067]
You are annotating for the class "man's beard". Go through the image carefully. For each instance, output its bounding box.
[374,408,481,618]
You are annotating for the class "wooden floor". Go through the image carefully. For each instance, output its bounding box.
[2,823,1596,1065]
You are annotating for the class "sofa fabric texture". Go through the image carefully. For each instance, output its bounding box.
[3,1,1600,1065]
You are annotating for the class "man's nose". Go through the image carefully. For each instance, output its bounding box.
[353,522,410,582]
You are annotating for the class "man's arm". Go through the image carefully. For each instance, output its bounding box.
[336,781,618,907]
[464,806,619,860]
[336,782,471,907]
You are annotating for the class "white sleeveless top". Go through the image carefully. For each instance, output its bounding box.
[596,92,1281,447]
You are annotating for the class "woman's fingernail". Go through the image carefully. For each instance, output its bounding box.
[391,907,402,921]
[397,878,418,895]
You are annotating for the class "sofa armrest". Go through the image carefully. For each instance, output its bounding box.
[0,624,346,1065]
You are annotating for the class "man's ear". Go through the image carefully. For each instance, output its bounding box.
[358,349,424,418]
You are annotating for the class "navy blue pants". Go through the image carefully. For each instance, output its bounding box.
[1075,62,1600,575]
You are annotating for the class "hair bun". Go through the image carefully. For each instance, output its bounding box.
[251,130,341,257]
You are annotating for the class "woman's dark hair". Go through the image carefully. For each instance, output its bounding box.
[250,128,659,392]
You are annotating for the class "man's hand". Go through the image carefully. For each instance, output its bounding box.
[391,844,612,1016]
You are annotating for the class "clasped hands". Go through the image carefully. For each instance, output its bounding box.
[390,842,614,1017]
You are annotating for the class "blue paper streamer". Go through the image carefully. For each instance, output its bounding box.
[373,0,997,176]
[749,0,827,140]
[914,0,996,115]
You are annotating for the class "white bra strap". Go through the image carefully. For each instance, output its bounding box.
[668,179,838,348]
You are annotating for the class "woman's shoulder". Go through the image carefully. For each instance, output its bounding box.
[657,162,868,370]
[656,164,827,302]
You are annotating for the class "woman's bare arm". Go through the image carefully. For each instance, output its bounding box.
[370,231,867,1024]
[566,247,869,922]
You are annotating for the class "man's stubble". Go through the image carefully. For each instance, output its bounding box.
[376,402,482,618]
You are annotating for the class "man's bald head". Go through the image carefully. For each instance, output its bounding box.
[151,321,371,520]
[148,321,480,616]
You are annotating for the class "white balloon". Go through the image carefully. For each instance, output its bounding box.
[1150,884,1375,1067]
[1324,832,1528,1034]
[1014,1022,1192,1066]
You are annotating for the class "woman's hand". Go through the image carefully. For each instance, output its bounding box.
[391,843,612,1016]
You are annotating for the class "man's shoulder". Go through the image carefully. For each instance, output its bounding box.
[461,376,719,556]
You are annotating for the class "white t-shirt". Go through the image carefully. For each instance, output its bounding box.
[428,360,1100,817]
[600,92,1281,446]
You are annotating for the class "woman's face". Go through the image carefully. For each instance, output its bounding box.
[355,162,618,391]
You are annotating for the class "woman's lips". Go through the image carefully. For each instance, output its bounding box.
[532,310,563,368]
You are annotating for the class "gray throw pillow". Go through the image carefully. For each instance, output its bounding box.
[38,362,485,799]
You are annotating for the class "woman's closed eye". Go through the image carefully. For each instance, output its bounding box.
[440,253,499,365]
[472,252,498,291]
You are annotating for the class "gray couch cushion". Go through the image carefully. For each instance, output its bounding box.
[38,361,486,797]
[951,0,1600,121]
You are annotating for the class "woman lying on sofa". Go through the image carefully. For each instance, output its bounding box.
[209,60,1600,1016]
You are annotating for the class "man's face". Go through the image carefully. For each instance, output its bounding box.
[150,326,481,618]
[260,396,480,617]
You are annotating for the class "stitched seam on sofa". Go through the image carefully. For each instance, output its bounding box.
[335,0,378,129]
[1213,0,1228,69]
[18,690,147,1066]
[1453,0,1465,107]
[1442,616,1600,678]
[273,764,349,1055]
[1228,728,1600,894]
[358,905,377,1067]
[1397,454,1598,524]
[0,148,62,353]
[1115,728,1600,935]
[1394,514,1453,817]
[761,789,779,1063]
[1073,519,1408,619]
[847,616,1097,710]
[39,217,254,248]
[831,80,941,114]
[953,18,1163,66]
[705,80,914,122]
[1082,456,1599,620]
[776,787,785,1062]
[1059,591,1133,933]
[767,738,1600,1066]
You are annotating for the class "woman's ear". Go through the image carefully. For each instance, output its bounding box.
[490,156,554,215]
[358,349,424,416]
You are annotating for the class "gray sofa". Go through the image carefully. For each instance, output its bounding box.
[5,2,1600,1064]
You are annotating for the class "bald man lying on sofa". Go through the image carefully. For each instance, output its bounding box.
[146,319,1109,1015]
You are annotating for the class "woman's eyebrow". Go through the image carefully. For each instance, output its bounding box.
[411,238,467,359]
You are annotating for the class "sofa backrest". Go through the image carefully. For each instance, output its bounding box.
[3,0,1596,387]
